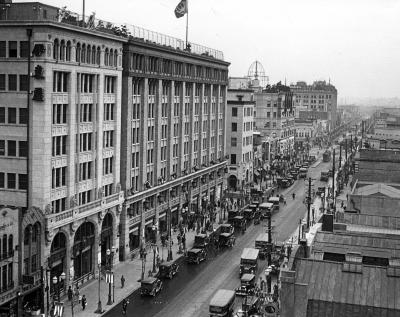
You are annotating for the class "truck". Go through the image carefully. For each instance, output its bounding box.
[323,150,331,162]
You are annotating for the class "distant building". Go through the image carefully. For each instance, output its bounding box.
[226,89,255,191]
[294,119,316,152]
[254,83,295,160]
[291,80,338,130]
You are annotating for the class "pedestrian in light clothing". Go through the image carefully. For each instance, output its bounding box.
[74,285,80,303]
[81,295,87,310]
[121,275,125,288]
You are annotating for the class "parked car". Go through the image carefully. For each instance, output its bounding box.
[235,273,256,296]
[140,277,163,297]
[158,260,179,279]
[186,248,207,264]
[193,234,210,249]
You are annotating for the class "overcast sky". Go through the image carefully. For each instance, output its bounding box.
[29,0,400,101]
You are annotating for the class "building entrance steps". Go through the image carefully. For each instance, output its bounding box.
[59,212,223,317]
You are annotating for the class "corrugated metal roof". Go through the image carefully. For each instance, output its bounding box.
[296,259,400,312]
[355,183,400,198]
[338,213,400,230]
[312,231,400,258]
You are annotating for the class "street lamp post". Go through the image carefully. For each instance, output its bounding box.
[95,252,103,314]
[52,272,66,303]
[106,248,114,305]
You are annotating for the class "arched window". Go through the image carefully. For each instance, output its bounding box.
[81,44,86,63]
[86,45,91,64]
[96,47,101,65]
[60,40,65,61]
[104,48,109,66]
[66,41,71,61]
[53,39,59,60]
[76,43,81,63]
[91,46,96,64]
[109,49,114,66]
[114,50,118,67]
[2,234,6,258]
[8,235,13,257]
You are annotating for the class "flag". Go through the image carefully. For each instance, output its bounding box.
[174,0,187,18]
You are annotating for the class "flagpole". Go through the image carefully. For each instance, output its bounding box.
[185,0,189,49]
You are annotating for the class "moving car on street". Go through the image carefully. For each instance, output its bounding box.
[259,202,274,219]
[267,197,280,212]
[218,224,235,248]
[186,248,207,264]
[193,233,210,249]
[140,277,163,297]
[255,233,271,259]
[209,289,236,317]
[233,216,247,233]
[243,208,254,222]
[239,248,259,276]
[158,260,179,280]
[299,167,308,178]
[235,273,256,296]
[320,171,329,181]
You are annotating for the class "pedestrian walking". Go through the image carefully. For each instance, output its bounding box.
[122,298,129,315]
[74,285,80,303]
[67,286,73,301]
[121,275,125,288]
[81,295,87,310]
[292,192,296,200]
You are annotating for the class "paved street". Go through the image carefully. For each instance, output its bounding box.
[103,149,336,317]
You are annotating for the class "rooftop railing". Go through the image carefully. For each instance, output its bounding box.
[2,5,224,61]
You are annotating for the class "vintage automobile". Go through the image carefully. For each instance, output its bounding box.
[255,233,272,259]
[249,204,258,213]
[193,233,210,249]
[235,273,256,296]
[209,289,236,317]
[259,202,274,219]
[235,296,262,317]
[240,248,259,276]
[140,277,163,297]
[233,216,247,233]
[265,264,280,276]
[218,224,235,248]
[243,208,254,222]
[320,171,329,181]
[267,197,280,212]
[158,260,179,279]
[228,210,241,224]
[186,248,207,264]
[298,167,308,178]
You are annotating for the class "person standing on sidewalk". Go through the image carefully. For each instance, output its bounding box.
[67,286,73,301]
[74,285,80,304]
[81,295,87,310]
[121,275,125,288]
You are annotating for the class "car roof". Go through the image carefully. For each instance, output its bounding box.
[188,248,202,253]
[210,289,236,307]
[260,202,273,208]
[234,216,244,219]
[256,233,269,242]
[195,233,207,238]
[241,273,255,281]
[141,277,157,284]
[241,248,259,259]
[268,197,280,202]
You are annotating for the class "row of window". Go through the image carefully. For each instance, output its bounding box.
[0,107,28,124]
[0,74,28,92]
[0,41,29,58]
[0,140,28,157]
[129,53,228,81]
[0,172,27,190]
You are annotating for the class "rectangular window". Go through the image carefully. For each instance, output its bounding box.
[19,141,28,157]
[51,167,67,188]
[7,173,16,189]
[104,103,114,121]
[0,140,4,156]
[20,41,29,58]
[0,74,5,91]
[231,122,237,132]
[18,174,28,190]
[0,173,4,188]
[232,107,237,117]
[79,133,92,152]
[231,137,237,147]
[230,154,236,165]
[52,136,67,156]
[0,108,4,123]
[8,75,17,91]
[9,41,17,58]
[103,130,114,148]
[53,71,69,92]
[19,108,28,124]
[7,140,16,156]
[19,75,28,91]
[0,41,5,57]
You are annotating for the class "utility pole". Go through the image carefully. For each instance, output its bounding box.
[339,144,342,169]
[332,148,336,214]
[266,210,272,293]
[307,177,312,229]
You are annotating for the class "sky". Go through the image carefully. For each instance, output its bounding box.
[26,0,400,101]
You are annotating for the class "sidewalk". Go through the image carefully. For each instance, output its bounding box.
[60,216,223,317]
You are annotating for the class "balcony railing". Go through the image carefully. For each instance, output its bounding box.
[46,192,124,230]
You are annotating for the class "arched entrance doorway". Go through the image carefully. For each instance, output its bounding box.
[100,213,113,267]
[228,175,238,191]
[49,232,67,295]
[73,222,95,281]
